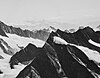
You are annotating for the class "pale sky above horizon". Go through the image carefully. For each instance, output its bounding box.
[0,0,100,25]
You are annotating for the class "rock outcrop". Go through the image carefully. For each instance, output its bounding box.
[0,22,8,37]
[9,43,40,69]
[0,55,4,59]
[0,38,14,55]
[56,27,100,52]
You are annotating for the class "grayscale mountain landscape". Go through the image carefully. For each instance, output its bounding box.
[0,0,100,78]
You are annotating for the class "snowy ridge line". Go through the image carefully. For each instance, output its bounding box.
[0,33,45,52]
[53,36,100,63]
[0,26,100,78]
[9,28,100,78]
[53,36,100,77]
[0,21,50,41]
[0,33,45,78]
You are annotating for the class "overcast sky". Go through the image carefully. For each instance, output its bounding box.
[0,0,100,25]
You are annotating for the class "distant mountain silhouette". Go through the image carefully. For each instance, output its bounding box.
[0,21,50,41]
[26,19,76,30]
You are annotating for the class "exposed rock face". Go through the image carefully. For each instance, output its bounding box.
[46,30,100,78]
[16,48,60,78]
[57,27,100,52]
[9,43,40,69]
[0,21,50,41]
[16,65,40,78]
[0,70,3,74]
[0,55,4,59]
[9,27,100,78]
[0,22,8,37]
[0,38,14,55]
[57,29,78,44]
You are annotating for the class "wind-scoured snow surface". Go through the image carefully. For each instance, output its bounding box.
[0,33,45,78]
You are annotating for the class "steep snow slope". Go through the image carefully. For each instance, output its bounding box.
[0,48,26,78]
[0,33,45,52]
[1,30,100,78]
[0,33,45,78]
[54,36,100,63]
[53,36,100,77]
[6,33,45,48]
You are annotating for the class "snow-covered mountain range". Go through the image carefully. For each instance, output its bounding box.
[0,21,100,78]
[0,22,45,78]
[0,21,50,41]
